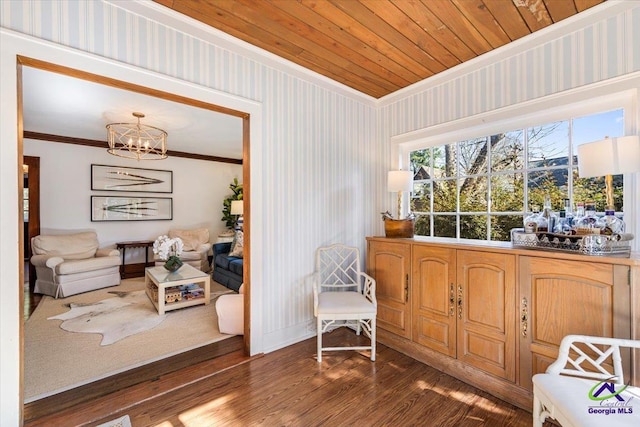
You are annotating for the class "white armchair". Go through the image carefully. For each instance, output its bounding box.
[312,244,377,363]
[155,228,211,273]
[30,231,121,298]
[533,334,640,427]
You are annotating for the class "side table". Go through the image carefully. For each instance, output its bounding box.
[116,240,155,279]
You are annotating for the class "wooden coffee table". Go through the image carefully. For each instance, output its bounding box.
[144,264,211,315]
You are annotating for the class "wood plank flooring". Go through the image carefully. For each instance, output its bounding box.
[26,328,541,426]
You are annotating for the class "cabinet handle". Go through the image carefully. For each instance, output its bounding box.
[405,274,409,303]
[521,297,528,337]
[457,285,463,320]
[449,283,455,317]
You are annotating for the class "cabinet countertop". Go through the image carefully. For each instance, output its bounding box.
[366,235,640,266]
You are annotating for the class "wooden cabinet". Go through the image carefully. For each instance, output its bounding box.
[366,236,638,411]
[367,240,411,338]
[518,256,630,390]
[412,247,515,381]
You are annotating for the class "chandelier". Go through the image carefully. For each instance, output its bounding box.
[106,112,168,160]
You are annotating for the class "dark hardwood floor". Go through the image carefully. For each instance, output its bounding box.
[25,328,540,427]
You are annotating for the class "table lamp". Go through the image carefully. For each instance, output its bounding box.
[388,170,412,219]
[231,200,244,230]
[577,135,640,209]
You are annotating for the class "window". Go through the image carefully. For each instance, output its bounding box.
[409,109,625,241]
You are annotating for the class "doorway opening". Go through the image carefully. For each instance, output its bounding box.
[18,56,252,419]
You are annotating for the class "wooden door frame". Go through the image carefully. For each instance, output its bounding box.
[17,57,252,407]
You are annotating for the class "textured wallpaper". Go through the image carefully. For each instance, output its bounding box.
[2,0,638,348]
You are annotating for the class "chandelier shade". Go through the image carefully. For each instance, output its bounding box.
[106,112,168,160]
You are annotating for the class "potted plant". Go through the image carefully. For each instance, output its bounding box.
[221,178,243,230]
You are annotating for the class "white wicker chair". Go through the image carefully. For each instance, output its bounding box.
[532,335,640,427]
[312,244,377,363]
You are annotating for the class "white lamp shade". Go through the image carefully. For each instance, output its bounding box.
[388,170,413,192]
[577,135,640,177]
[230,200,244,215]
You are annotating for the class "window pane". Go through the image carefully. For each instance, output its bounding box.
[459,176,487,212]
[573,109,623,145]
[527,121,569,168]
[433,180,457,212]
[434,215,456,237]
[415,214,431,236]
[572,169,622,212]
[491,215,522,241]
[460,215,486,240]
[528,170,568,211]
[433,144,456,178]
[491,174,524,212]
[410,149,432,177]
[491,130,524,172]
[459,137,488,176]
[411,183,430,213]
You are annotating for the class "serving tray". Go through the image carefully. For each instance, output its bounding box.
[510,229,632,257]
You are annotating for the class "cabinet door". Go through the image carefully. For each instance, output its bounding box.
[367,240,411,338]
[519,257,629,391]
[457,250,516,382]
[412,245,457,357]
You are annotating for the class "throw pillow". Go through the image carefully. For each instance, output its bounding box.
[169,228,209,251]
[229,230,244,258]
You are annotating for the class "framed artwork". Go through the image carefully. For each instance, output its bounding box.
[91,196,173,221]
[91,164,173,193]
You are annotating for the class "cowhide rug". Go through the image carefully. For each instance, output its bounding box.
[48,290,166,346]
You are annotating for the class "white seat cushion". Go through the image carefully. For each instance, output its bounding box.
[317,291,376,315]
[533,373,640,427]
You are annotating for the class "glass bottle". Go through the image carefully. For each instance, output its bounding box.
[572,201,585,231]
[575,200,600,234]
[597,206,625,235]
[536,194,557,233]
[562,198,574,228]
[523,206,540,233]
[554,210,572,234]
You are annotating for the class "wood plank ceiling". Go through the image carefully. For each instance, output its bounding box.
[154,0,606,99]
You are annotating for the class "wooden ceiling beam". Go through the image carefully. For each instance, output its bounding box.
[23,131,243,164]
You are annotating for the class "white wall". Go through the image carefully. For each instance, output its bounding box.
[24,139,241,257]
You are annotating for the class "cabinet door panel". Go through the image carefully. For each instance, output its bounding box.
[367,241,411,338]
[518,257,629,391]
[464,331,505,367]
[457,250,516,381]
[412,246,456,356]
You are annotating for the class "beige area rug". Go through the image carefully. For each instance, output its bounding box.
[24,278,234,403]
